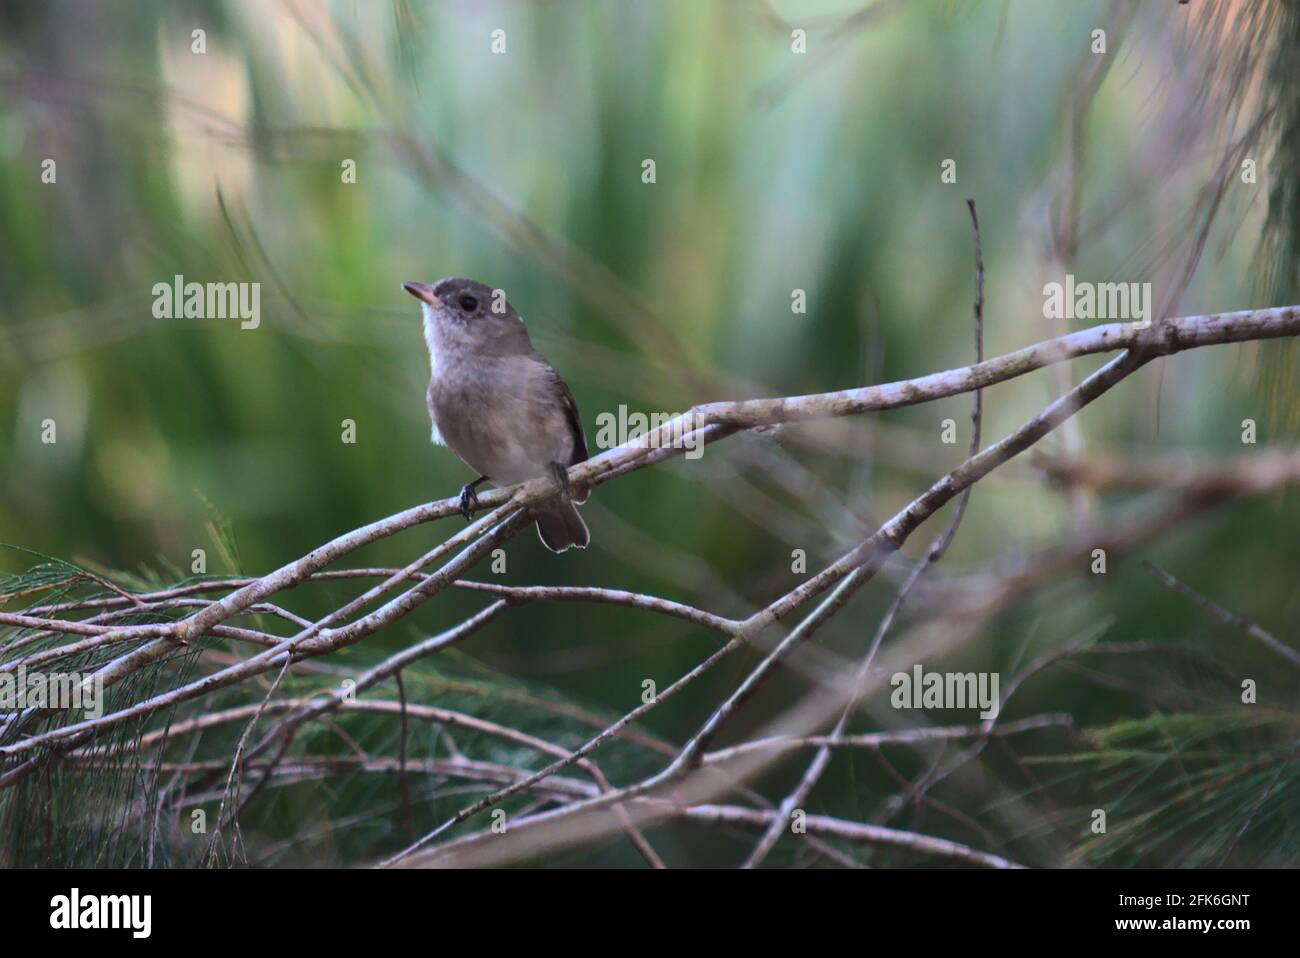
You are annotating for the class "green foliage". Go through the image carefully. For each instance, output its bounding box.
[1,1,1297,867]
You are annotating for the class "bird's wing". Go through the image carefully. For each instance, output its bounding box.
[552,371,588,465]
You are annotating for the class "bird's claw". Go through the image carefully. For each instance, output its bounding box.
[458,483,481,522]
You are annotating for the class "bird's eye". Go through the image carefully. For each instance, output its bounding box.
[458,295,479,312]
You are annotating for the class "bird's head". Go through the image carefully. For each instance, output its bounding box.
[403,277,530,358]
[402,277,523,327]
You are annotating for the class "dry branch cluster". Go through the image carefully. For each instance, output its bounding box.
[2,304,1299,868]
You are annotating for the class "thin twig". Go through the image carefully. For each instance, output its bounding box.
[1141,560,1300,670]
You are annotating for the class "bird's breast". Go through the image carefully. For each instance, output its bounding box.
[427,356,573,484]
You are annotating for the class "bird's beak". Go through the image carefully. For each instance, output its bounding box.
[402,282,440,306]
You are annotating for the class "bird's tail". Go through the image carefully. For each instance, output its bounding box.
[534,497,590,553]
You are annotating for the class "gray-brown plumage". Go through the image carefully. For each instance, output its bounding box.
[402,277,590,552]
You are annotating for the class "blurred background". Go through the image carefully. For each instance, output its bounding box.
[1,0,1297,867]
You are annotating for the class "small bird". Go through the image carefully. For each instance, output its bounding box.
[402,277,590,552]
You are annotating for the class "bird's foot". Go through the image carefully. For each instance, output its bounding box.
[458,482,482,522]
